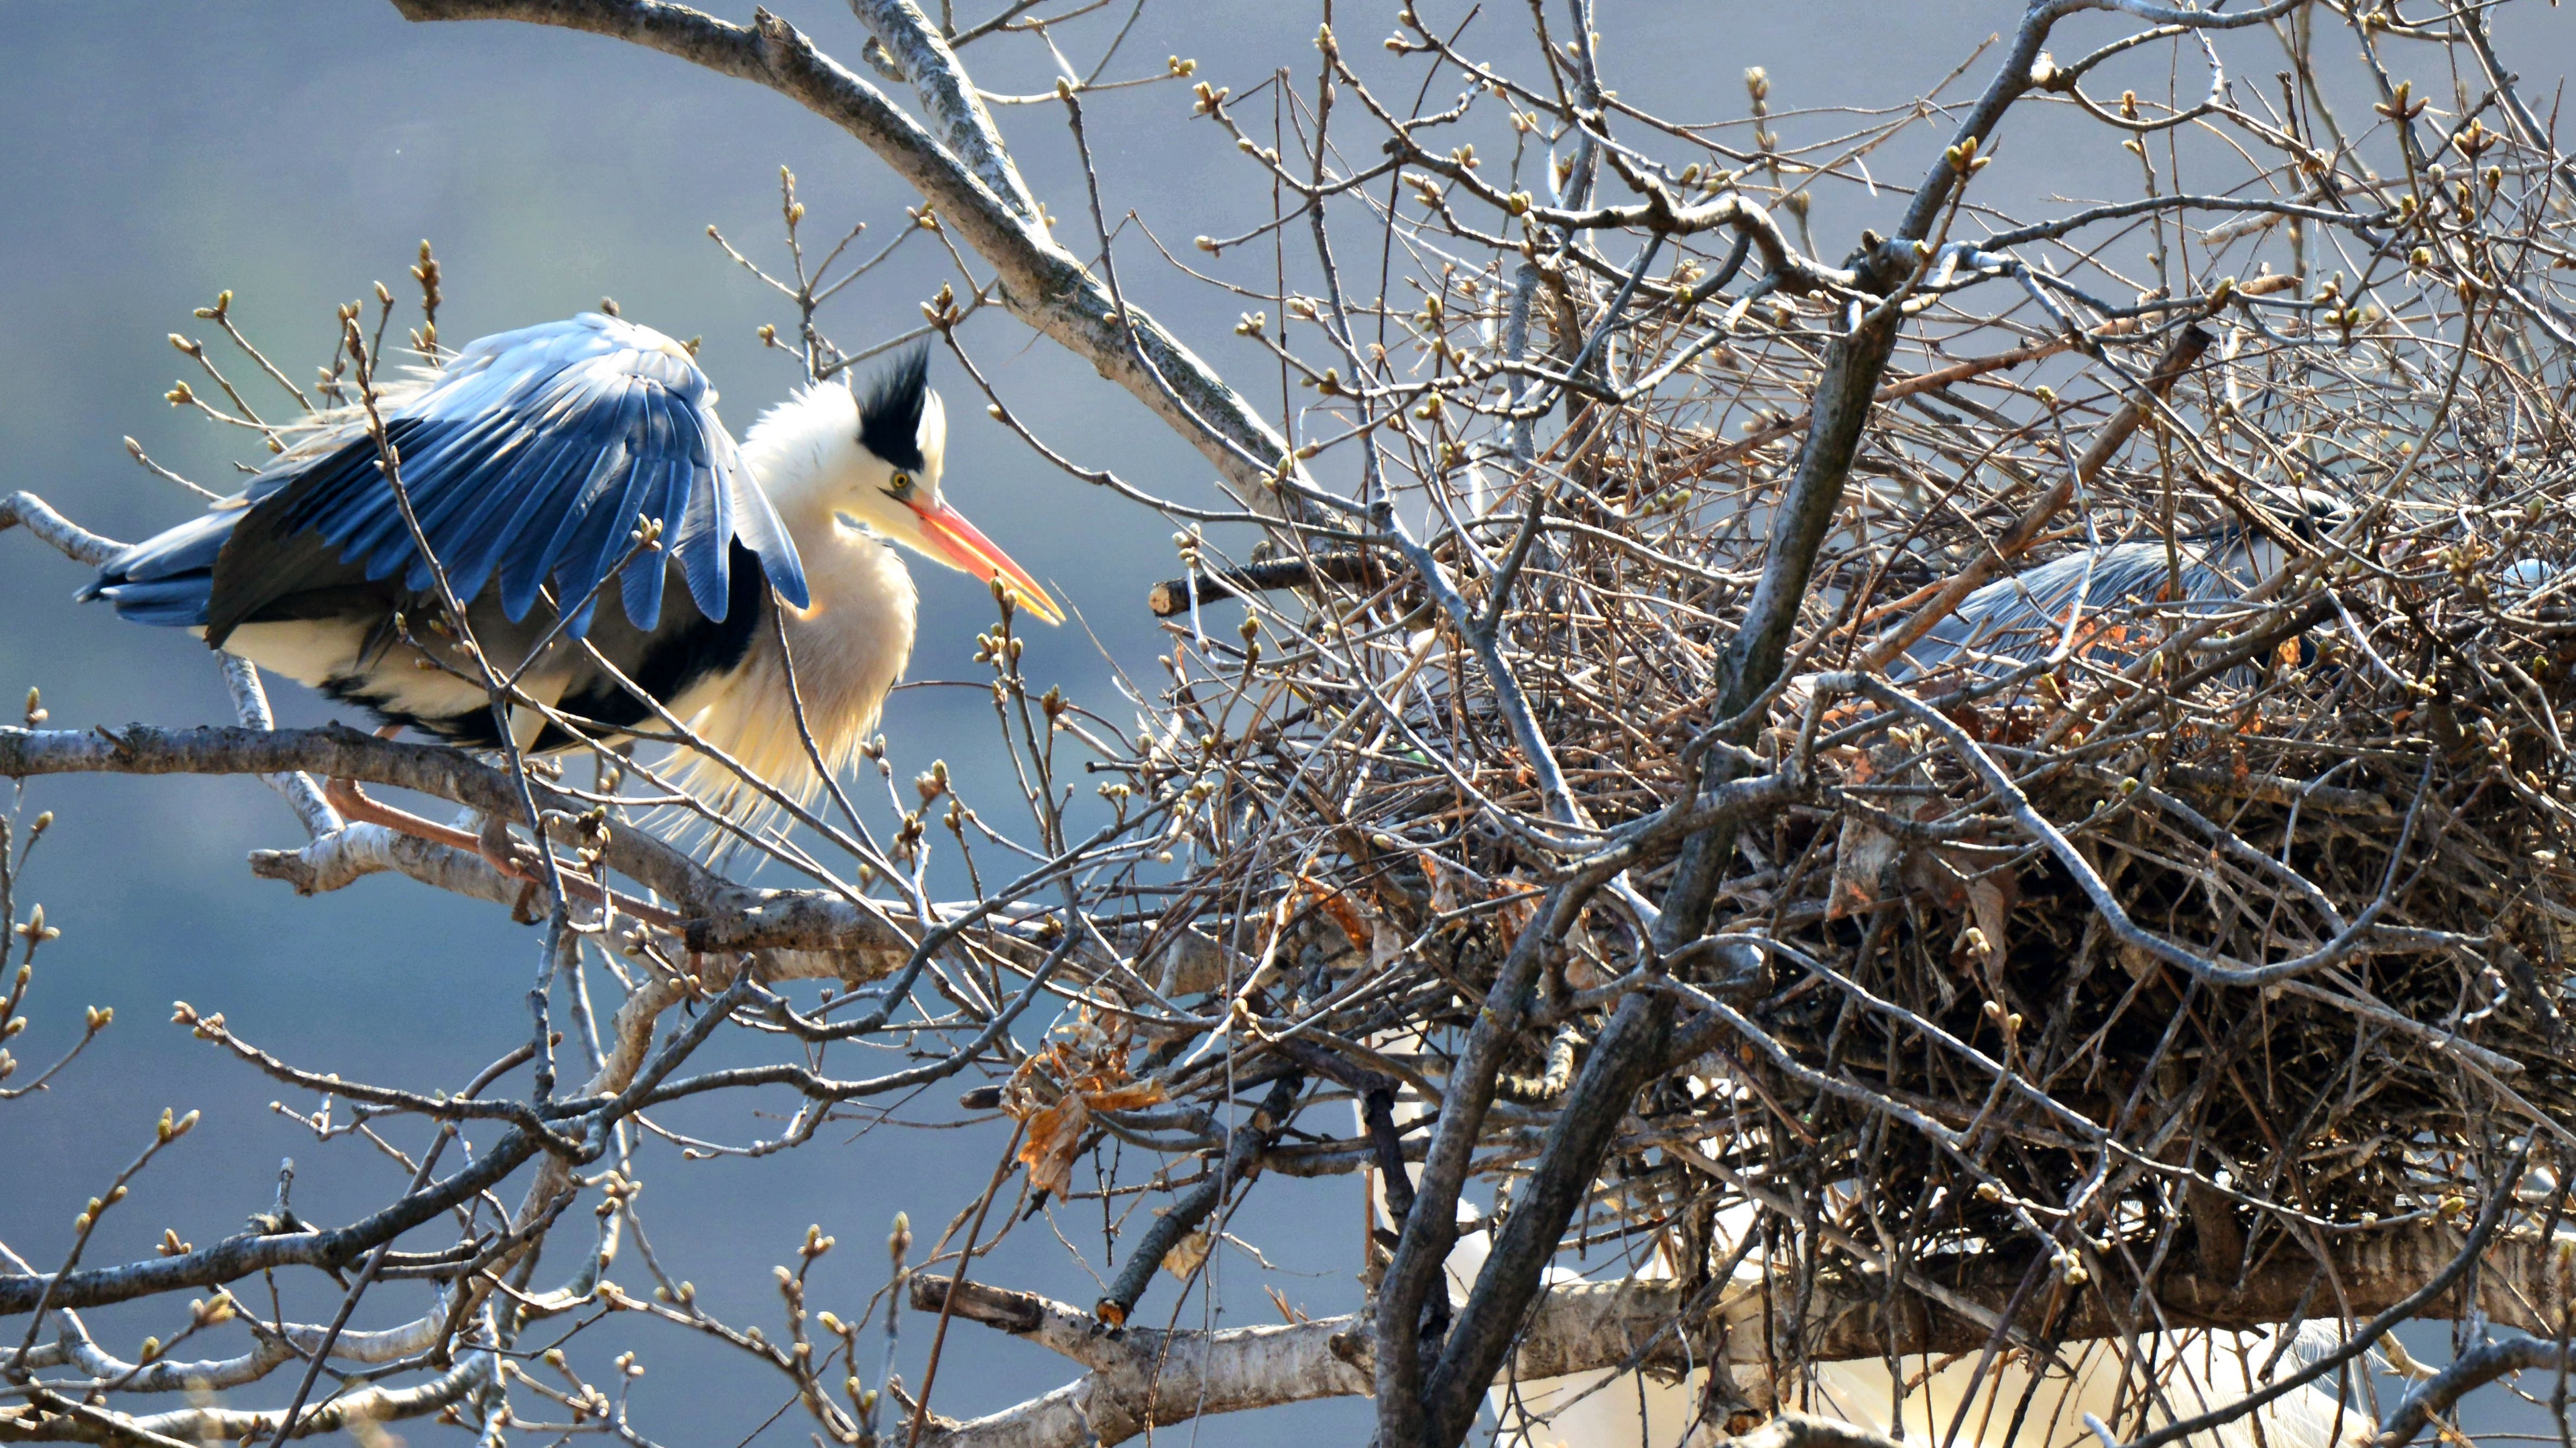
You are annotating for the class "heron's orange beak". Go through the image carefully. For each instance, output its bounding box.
[909,497,1065,625]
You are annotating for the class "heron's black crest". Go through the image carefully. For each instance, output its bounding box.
[858,346,933,475]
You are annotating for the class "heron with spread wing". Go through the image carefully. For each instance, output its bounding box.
[84,312,1060,848]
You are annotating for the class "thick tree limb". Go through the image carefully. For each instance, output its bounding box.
[1371,892,1561,1443]
[0,721,915,973]
[0,717,1802,969]
[0,491,119,567]
[0,1350,495,1444]
[388,0,1307,507]
[901,1223,2575,1448]
[846,0,1045,227]
[1419,987,1673,1446]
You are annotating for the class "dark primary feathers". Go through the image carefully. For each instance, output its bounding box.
[83,313,809,644]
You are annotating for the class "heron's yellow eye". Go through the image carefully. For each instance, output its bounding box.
[886,471,914,498]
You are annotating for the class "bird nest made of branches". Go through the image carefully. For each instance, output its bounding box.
[1123,280,2576,1296]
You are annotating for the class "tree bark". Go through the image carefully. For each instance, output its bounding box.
[388,0,1306,508]
[901,1221,2575,1448]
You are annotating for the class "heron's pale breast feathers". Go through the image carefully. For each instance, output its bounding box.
[662,379,923,821]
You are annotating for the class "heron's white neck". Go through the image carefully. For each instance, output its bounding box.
[662,385,919,819]
[735,375,922,643]
[738,383,878,550]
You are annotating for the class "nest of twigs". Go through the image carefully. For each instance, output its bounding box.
[1130,287,2576,1297]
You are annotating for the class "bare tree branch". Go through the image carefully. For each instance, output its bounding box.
[388,0,1311,509]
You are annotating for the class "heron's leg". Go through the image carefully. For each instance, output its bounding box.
[476,804,556,917]
[318,762,682,927]
[475,809,552,905]
[321,776,528,875]
[330,721,543,885]
[319,725,533,875]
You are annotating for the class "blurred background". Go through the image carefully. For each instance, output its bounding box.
[5,4,2571,1443]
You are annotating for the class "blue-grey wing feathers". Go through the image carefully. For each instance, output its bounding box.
[1892,543,2237,680]
[84,313,807,643]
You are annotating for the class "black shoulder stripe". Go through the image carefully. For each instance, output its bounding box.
[557,540,769,731]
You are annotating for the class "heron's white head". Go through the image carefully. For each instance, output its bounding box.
[742,348,1063,624]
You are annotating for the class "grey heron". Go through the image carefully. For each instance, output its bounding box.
[1891,490,2344,684]
[84,312,1061,840]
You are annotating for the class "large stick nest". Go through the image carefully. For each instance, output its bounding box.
[1114,212,2576,1309]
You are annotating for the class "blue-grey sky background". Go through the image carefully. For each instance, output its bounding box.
[5,5,2571,1444]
